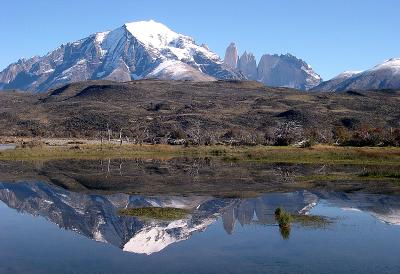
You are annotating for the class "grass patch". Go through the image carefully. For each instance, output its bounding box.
[275,207,333,239]
[0,143,399,166]
[117,207,189,221]
[292,214,333,228]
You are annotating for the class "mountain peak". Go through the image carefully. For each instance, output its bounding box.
[123,20,183,48]
[224,42,239,70]
[371,58,400,73]
[313,58,400,91]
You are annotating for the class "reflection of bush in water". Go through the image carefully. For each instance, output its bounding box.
[279,226,291,240]
[118,207,189,221]
[275,207,292,240]
[275,207,333,239]
[275,207,292,227]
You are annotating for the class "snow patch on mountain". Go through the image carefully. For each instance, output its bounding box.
[147,60,215,81]
[332,71,362,80]
[125,20,181,48]
[313,57,400,91]
[370,58,400,74]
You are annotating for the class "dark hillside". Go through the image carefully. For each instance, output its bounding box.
[0,80,399,145]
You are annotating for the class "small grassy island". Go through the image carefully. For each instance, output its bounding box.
[118,207,190,221]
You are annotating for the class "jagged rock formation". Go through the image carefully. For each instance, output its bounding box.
[238,51,257,80]
[224,43,322,90]
[257,54,322,90]
[223,42,239,70]
[0,20,243,92]
[313,58,400,91]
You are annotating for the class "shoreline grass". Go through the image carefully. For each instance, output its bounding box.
[0,143,399,165]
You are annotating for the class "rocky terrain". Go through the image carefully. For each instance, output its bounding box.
[0,80,399,145]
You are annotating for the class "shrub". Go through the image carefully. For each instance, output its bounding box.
[275,207,292,228]
[333,126,350,145]
[168,128,187,140]
[273,122,304,146]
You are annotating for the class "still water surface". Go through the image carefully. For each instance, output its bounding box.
[0,180,400,273]
[0,144,16,151]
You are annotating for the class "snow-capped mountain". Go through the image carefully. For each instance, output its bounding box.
[0,20,243,92]
[311,71,362,91]
[223,43,322,90]
[313,58,400,91]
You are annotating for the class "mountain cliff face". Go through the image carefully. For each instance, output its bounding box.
[224,44,322,90]
[313,58,400,91]
[223,42,239,70]
[0,20,243,92]
[238,51,257,80]
[257,54,322,90]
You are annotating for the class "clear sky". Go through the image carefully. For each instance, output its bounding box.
[0,0,399,80]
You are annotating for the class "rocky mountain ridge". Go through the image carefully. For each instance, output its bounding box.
[0,20,243,92]
[223,43,322,90]
[313,58,400,91]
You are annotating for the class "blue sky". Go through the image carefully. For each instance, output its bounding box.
[0,0,399,80]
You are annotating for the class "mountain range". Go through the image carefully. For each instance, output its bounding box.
[223,42,322,90]
[0,20,399,92]
[0,20,242,92]
[312,58,400,91]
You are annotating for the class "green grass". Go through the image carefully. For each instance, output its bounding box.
[117,207,189,221]
[292,214,333,228]
[0,143,399,166]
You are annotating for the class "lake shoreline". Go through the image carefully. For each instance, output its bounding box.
[0,137,400,165]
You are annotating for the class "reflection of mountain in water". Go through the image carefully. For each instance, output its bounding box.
[1,181,400,255]
[317,191,400,226]
[221,192,318,234]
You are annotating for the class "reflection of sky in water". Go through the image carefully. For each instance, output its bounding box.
[1,181,400,273]
[0,144,16,151]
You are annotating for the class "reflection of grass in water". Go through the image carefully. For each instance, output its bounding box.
[118,207,189,221]
[359,169,400,180]
[298,166,400,184]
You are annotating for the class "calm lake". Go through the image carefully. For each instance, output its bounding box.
[0,159,400,273]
